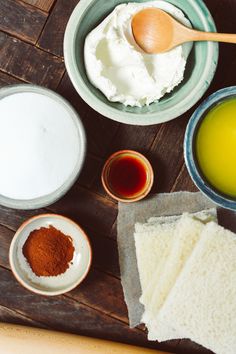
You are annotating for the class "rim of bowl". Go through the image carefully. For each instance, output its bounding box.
[9,213,92,296]
[0,84,86,210]
[184,86,236,211]
[64,0,219,126]
[101,150,154,202]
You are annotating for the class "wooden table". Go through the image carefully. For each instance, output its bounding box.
[0,1,235,353]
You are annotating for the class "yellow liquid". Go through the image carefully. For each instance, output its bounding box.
[196,98,236,198]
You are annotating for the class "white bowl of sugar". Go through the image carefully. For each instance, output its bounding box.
[0,84,86,209]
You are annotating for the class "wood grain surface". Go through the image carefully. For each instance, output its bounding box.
[0,0,47,43]
[22,0,55,12]
[0,1,235,353]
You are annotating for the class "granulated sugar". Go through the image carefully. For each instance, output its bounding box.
[0,92,80,200]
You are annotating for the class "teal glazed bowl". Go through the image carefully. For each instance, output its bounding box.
[184,86,236,211]
[64,0,219,126]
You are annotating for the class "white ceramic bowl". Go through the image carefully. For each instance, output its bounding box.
[0,84,86,210]
[64,0,218,126]
[9,214,92,296]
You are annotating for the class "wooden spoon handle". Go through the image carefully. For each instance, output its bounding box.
[189,30,236,44]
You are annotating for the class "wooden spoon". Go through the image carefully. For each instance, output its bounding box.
[132,8,236,54]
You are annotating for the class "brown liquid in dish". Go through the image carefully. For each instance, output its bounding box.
[108,155,148,198]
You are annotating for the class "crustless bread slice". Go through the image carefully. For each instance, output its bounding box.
[134,220,176,294]
[146,214,209,340]
[140,210,216,334]
[156,222,236,354]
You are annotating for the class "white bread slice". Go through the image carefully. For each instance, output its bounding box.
[140,209,217,325]
[135,215,179,233]
[134,220,176,294]
[145,214,208,340]
[156,222,236,354]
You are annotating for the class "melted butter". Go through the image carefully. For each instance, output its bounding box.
[196,98,236,197]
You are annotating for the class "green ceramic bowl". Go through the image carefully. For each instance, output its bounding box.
[64,0,218,126]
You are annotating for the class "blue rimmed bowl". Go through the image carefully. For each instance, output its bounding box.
[184,86,236,211]
[64,0,218,126]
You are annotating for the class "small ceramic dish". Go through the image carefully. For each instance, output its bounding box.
[64,0,218,126]
[0,84,86,210]
[184,86,236,211]
[102,150,154,202]
[9,214,92,296]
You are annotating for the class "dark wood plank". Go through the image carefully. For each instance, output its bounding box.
[47,184,117,235]
[0,225,13,268]
[76,154,112,203]
[0,304,48,329]
[22,0,56,12]
[0,71,23,86]
[204,41,236,98]
[57,74,120,157]
[205,0,236,33]
[217,209,236,234]
[108,125,160,154]
[38,0,79,57]
[88,228,120,277]
[149,114,190,193]
[201,0,236,95]
[0,267,180,353]
[0,32,65,89]
[77,154,103,190]
[67,268,127,322]
[0,206,46,232]
[210,39,236,93]
[87,159,112,199]
[0,0,47,43]
[171,164,198,193]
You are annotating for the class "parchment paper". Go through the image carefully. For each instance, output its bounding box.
[117,192,216,328]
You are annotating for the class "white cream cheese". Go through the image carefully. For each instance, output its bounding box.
[84,1,192,107]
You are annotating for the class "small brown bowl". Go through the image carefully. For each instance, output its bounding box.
[101,150,154,203]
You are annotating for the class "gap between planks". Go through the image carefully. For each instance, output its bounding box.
[0,303,50,329]
[21,0,56,13]
[170,162,185,192]
[0,69,29,85]
[35,0,60,46]
[148,123,166,152]
[16,0,49,15]
[0,28,64,59]
[0,192,117,243]
[0,264,133,330]
[64,292,131,328]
